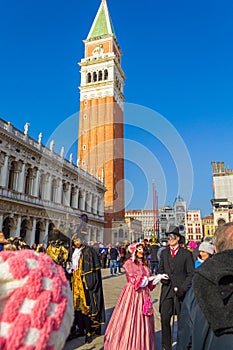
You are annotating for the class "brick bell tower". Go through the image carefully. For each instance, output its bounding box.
[78,0,125,242]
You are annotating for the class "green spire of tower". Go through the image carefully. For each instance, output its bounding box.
[87,0,115,40]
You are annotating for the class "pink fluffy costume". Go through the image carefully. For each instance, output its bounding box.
[0,249,74,350]
[104,257,156,350]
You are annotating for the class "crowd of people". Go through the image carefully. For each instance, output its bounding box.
[1,221,233,349]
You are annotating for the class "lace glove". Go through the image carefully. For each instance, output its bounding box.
[152,274,169,285]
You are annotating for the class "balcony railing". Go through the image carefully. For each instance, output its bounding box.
[0,118,104,188]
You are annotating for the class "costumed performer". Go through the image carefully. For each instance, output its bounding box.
[104,242,169,350]
[67,214,105,344]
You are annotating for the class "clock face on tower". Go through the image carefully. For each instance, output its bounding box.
[176,205,184,212]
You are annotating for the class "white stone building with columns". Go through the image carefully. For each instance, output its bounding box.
[0,118,106,246]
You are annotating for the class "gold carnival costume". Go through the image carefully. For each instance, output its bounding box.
[47,241,69,268]
[72,251,90,315]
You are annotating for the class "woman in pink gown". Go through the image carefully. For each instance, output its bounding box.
[104,242,168,350]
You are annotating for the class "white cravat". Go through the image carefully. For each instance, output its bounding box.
[72,247,82,271]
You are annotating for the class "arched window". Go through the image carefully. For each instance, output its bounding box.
[119,228,124,238]
[20,219,31,240]
[218,219,226,226]
[93,72,97,82]
[90,229,95,241]
[98,71,103,81]
[25,168,34,196]
[2,217,11,239]
[35,222,42,245]
[78,191,83,210]
[70,186,75,207]
[48,222,55,233]
[87,73,91,83]
[96,229,100,242]
[104,69,108,80]
[8,161,16,190]
[51,178,57,202]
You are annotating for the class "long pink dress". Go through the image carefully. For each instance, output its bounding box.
[104,258,156,350]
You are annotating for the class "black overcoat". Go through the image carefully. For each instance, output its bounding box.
[82,245,106,324]
[158,247,194,311]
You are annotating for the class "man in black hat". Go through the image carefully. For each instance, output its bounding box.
[67,214,105,344]
[158,226,194,350]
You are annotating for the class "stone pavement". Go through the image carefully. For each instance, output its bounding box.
[64,268,177,350]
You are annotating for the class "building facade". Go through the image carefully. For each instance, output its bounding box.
[159,206,175,238]
[125,210,156,238]
[186,210,203,242]
[78,0,125,242]
[126,203,203,242]
[103,217,142,245]
[211,198,233,226]
[125,208,172,240]
[211,162,233,227]
[173,196,187,236]
[202,215,215,239]
[212,162,233,203]
[0,119,105,245]
[125,217,143,243]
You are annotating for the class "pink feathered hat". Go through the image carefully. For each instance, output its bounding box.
[128,242,143,261]
[0,249,74,350]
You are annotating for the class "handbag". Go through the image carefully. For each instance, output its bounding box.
[142,296,153,316]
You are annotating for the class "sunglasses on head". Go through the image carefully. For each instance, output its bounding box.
[167,234,177,240]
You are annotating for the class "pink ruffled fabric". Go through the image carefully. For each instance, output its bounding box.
[0,250,73,350]
[104,258,156,350]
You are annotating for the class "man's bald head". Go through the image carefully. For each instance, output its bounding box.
[213,222,233,253]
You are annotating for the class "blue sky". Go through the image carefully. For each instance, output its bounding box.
[1,0,233,216]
